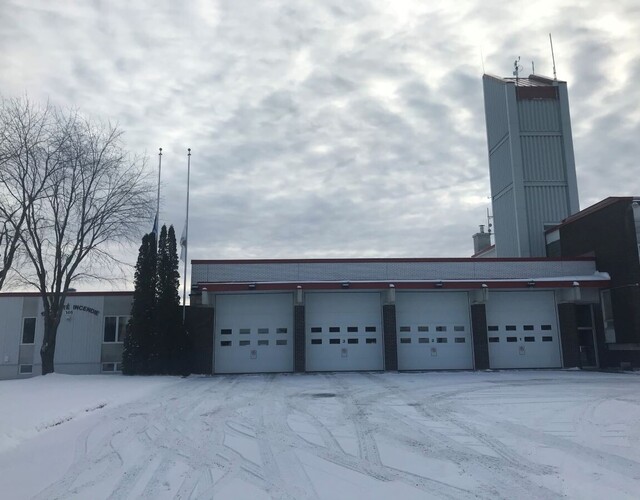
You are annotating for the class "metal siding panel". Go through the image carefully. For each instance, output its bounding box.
[191,264,207,284]
[299,262,387,281]
[53,296,103,367]
[525,186,570,257]
[0,297,24,372]
[493,188,520,257]
[557,82,580,213]
[517,99,560,132]
[483,77,510,149]
[22,297,39,317]
[204,263,300,283]
[521,136,566,182]
[489,140,514,194]
[103,295,133,316]
[192,259,598,284]
[19,345,35,364]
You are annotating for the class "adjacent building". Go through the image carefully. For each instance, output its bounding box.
[546,197,640,367]
[0,292,132,379]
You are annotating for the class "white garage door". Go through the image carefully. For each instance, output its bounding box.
[485,291,561,369]
[306,292,384,372]
[395,292,473,370]
[214,293,294,374]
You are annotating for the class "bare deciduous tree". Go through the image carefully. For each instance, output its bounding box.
[2,97,154,374]
[0,98,58,290]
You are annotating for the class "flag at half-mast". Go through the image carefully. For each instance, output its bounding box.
[152,147,162,238]
[151,212,159,236]
[180,221,187,262]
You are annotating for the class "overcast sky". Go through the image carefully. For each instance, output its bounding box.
[1,0,639,290]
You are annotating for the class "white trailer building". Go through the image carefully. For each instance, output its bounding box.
[0,292,132,380]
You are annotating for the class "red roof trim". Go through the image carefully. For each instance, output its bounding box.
[196,280,607,292]
[192,257,595,265]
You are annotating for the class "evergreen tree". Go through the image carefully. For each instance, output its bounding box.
[157,225,190,375]
[155,225,171,373]
[123,232,157,374]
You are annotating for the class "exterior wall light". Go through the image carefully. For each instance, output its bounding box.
[248,283,256,289]
[572,281,581,302]
[295,285,303,305]
[435,281,444,288]
[341,282,350,288]
[527,280,536,287]
[481,283,489,302]
[387,283,396,304]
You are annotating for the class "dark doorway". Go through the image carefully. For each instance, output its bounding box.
[576,305,598,368]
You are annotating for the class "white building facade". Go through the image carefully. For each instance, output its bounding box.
[0,292,132,380]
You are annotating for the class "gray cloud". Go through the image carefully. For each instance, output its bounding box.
[1,0,639,291]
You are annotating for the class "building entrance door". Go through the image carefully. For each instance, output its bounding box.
[576,304,598,368]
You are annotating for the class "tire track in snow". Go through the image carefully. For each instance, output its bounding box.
[360,372,562,499]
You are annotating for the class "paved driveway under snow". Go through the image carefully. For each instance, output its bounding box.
[1,370,640,499]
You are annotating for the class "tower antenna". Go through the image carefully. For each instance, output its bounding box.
[513,56,522,85]
[549,33,557,80]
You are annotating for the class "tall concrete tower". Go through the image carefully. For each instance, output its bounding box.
[482,73,580,257]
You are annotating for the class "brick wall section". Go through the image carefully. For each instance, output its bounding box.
[557,303,579,368]
[383,304,398,371]
[294,305,305,372]
[186,306,214,374]
[471,304,489,370]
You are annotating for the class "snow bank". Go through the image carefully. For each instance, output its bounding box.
[0,373,178,453]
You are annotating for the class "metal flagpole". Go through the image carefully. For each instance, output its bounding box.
[182,148,191,323]
[155,147,162,242]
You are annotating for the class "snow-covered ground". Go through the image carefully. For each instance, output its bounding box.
[1,371,639,499]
